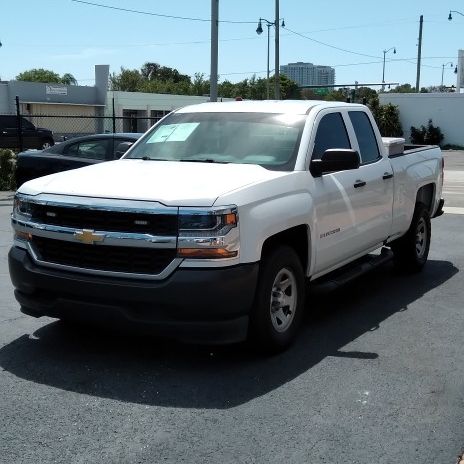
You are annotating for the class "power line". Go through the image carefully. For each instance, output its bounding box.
[71,0,256,24]
[283,27,381,59]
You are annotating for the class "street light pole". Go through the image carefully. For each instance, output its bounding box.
[210,0,219,102]
[257,18,285,99]
[266,23,271,99]
[448,9,464,20]
[441,62,454,87]
[382,46,396,92]
[275,0,280,99]
[256,19,273,99]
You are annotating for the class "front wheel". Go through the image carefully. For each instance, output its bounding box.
[390,203,431,272]
[249,245,305,353]
[40,138,54,150]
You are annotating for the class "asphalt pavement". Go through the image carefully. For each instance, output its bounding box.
[0,153,464,463]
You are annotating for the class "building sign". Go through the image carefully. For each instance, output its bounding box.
[46,85,67,96]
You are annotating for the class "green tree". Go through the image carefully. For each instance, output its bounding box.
[375,103,403,137]
[191,73,210,96]
[110,68,143,92]
[16,68,77,85]
[278,74,300,99]
[389,83,414,93]
[140,62,191,84]
[60,73,78,85]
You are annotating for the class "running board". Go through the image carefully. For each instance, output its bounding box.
[310,248,393,294]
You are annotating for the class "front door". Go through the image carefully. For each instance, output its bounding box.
[311,110,394,275]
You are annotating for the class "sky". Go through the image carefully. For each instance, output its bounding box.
[0,0,463,90]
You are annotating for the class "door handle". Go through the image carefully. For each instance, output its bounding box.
[354,180,366,188]
[382,172,394,180]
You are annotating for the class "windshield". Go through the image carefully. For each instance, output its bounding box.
[125,112,306,171]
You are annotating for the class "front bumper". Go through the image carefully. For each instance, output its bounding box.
[8,247,259,344]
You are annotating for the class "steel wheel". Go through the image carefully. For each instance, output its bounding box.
[415,217,428,259]
[270,268,297,333]
[249,245,305,353]
[391,202,431,273]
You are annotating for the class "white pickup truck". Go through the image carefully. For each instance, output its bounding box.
[9,101,444,351]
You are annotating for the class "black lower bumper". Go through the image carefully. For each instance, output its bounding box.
[8,247,259,343]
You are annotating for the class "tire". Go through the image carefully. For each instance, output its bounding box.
[249,245,305,353]
[40,138,54,150]
[390,202,431,272]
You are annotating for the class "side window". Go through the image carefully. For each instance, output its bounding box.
[113,138,134,158]
[63,139,110,160]
[21,118,35,130]
[348,111,380,164]
[312,112,351,160]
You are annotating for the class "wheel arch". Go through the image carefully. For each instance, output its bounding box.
[415,183,435,215]
[260,225,311,276]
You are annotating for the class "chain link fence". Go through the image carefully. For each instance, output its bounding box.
[1,97,167,151]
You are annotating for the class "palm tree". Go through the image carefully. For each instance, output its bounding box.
[60,73,78,85]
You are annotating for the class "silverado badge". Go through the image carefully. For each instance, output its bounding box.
[74,229,105,245]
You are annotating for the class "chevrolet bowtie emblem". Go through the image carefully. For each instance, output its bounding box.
[74,229,105,245]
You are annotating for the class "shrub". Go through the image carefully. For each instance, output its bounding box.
[369,100,403,137]
[410,119,444,146]
[0,149,17,191]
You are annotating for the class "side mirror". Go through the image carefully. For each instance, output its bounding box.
[310,149,360,177]
[114,141,134,159]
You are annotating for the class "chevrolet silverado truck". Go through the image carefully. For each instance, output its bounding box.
[9,101,444,351]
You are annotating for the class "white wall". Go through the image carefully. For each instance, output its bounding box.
[106,91,233,118]
[379,93,464,146]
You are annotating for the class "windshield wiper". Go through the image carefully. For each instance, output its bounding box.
[178,159,228,164]
[138,156,169,161]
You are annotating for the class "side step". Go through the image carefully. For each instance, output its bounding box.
[310,248,393,294]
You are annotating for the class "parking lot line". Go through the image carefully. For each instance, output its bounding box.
[444,206,464,215]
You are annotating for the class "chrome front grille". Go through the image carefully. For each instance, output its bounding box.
[13,194,181,280]
[32,236,177,275]
[29,203,178,236]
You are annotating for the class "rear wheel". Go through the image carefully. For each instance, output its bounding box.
[390,203,431,272]
[249,245,305,353]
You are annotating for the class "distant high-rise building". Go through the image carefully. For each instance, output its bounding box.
[280,62,335,87]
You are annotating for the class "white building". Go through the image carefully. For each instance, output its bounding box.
[379,92,464,146]
[280,62,335,87]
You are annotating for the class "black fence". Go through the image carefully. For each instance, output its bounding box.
[0,97,165,151]
[25,114,156,139]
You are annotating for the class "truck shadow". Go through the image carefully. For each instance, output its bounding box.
[0,259,458,409]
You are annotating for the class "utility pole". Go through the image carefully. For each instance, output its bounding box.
[210,0,219,102]
[274,0,280,99]
[415,15,423,93]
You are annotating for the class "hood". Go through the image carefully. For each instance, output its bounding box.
[19,159,289,206]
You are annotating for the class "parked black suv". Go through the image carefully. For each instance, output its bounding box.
[0,115,54,150]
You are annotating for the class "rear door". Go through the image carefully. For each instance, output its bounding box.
[346,110,394,247]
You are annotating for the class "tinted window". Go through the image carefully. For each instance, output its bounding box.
[0,116,16,128]
[113,138,135,158]
[349,111,380,163]
[63,139,109,160]
[312,112,351,159]
[21,119,35,130]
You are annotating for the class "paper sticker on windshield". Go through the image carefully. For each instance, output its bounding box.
[147,123,199,143]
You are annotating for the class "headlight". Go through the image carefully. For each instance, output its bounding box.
[13,195,32,219]
[179,209,237,237]
[177,206,239,259]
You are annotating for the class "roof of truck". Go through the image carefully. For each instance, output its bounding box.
[175,100,365,115]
